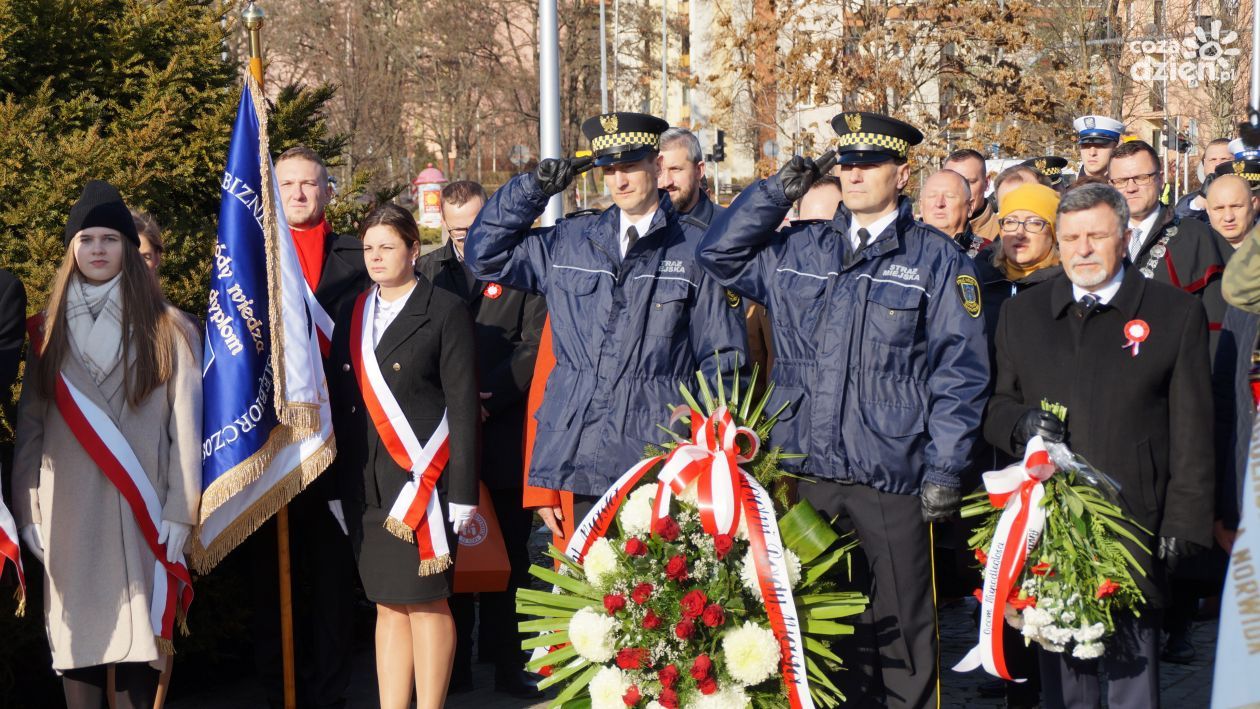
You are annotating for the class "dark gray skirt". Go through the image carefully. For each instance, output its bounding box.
[351,499,458,605]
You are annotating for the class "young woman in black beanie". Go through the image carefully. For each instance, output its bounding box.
[11,180,203,709]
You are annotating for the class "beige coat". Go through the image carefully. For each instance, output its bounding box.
[12,312,202,671]
[971,201,1000,242]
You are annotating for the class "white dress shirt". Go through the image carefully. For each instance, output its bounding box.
[847,209,900,252]
[618,209,657,259]
[372,281,417,347]
[1126,209,1162,261]
[1072,266,1125,305]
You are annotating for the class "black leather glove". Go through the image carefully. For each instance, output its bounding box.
[777,149,837,202]
[920,482,961,523]
[1013,409,1066,446]
[533,156,594,197]
[1158,536,1206,575]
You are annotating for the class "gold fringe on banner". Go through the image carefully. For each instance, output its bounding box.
[13,588,25,618]
[418,554,452,577]
[383,516,416,543]
[197,425,300,520]
[191,436,336,573]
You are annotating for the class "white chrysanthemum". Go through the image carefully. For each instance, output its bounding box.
[583,537,618,588]
[569,607,618,663]
[619,486,657,536]
[1071,642,1105,660]
[722,621,781,686]
[588,666,630,709]
[690,684,750,709]
[740,549,801,599]
[1073,622,1106,644]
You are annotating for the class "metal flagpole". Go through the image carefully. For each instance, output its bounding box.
[600,0,609,113]
[242,5,297,709]
[660,0,668,117]
[540,0,563,226]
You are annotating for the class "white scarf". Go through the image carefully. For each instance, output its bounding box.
[65,273,124,385]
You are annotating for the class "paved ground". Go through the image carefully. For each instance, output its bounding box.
[168,524,1219,708]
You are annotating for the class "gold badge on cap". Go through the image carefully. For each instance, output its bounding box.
[844,113,862,133]
[1235,161,1246,174]
[600,114,619,133]
[956,275,982,318]
[1035,158,1047,171]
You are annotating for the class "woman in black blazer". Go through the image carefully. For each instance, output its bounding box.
[328,203,480,709]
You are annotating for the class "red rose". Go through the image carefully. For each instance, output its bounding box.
[624,537,648,557]
[680,589,708,618]
[713,534,734,560]
[1031,561,1053,576]
[654,516,681,542]
[604,593,627,616]
[665,554,689,582]
[616,647,648,670]
[659,688,679,708]
[658,664,680,689]
[1095,579,1120,599]
[701,603,725,628]
[690,654,712,680]
[698,676,718,695]
[974,548,988,566]
[641,609,663,630]
[623,685,642,706]
[674,619,695,639]
[631,582,654,605]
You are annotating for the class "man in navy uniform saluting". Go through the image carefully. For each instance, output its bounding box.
[697,111,990,708]
[465,112,746,521]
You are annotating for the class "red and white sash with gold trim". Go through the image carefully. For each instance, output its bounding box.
[54,375,193,651]
[348,287,452,575]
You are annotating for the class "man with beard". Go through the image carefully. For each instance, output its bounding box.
[1073,114,1124,180]
[466,112,745,525]
[943,148,999,242]
[920,169,983,256]
[986,182,1213,709]
[1108,139,1229,346]
[698,111,989,708]
[657,127,722,231]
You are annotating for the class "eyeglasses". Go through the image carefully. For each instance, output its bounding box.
[1108,171,1159,188]
[998,217,1050,234]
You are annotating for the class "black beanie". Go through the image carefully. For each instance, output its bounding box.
[63,180,140,247]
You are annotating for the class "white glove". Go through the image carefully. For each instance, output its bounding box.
[328,500,349,536]
[157,521,192,565]
[19,524,44,565]
[448,503,477,535]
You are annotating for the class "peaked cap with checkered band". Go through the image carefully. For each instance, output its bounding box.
[829,111,923,165]
[581,112,670,167]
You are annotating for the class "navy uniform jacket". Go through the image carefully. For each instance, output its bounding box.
[466,174,747,496]
[696,175,989,494]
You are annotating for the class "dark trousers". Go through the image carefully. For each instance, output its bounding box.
[451,487,537,674]
[799,479,938,709]
[1039,609,1161,709]
[245,486,356,708]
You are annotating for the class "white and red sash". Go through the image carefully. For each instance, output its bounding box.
[954,437,1055,680]
[54,374,193,650]
[348,287,453,575]
[0,496,25,615]
[306,281,334,357]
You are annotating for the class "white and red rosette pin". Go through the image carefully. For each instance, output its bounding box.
[1122,319,1149,357]
[483,283,503,299]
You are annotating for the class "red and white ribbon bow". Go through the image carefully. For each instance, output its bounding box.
[954,436,1056,680]
[649,406,758,538]
[349,287,452,575]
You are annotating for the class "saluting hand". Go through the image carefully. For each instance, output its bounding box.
[534,156,595,197]
[777,149,837,202]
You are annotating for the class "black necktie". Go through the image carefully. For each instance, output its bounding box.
[857,227,871,253]
[1079,294,1100,310]
[626,225,640,254]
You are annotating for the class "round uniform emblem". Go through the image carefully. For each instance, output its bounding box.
[484,283,503,300]
[725,289,742,309]
[458,512,489,546]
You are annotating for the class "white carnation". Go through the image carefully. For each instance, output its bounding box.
[1071,642,1105,660]
[1036,639,1067,653]
[740,548,801,599]
[588,666,630,709]
[1041,624,1074,645]
[722,621,782,686]
[1073,622,1107,644]
[619,486,657,536]
[583,537,618,588]
[691,684,750,709]
[646,702,667,709]
[1021,606,1053,630]
[1003,604,1025,630]
[569,607,618,663]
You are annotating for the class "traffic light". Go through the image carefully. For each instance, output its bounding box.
[713,130,726,163]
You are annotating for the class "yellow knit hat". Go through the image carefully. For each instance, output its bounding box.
[998,183,1060,228]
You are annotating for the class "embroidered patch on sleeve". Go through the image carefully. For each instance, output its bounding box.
[956,275,982,318]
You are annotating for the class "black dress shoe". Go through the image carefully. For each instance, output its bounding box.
[1162,634,1196,664]
[495,668,544,699]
